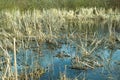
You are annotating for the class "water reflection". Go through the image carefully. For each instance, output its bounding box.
[39,45,120,80]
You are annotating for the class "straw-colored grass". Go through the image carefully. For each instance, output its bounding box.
[0,8,120,79]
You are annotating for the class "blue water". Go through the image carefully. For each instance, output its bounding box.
[11,44,120,80]
[38,45,120,80]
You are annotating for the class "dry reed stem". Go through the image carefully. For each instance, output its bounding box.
[0,45,11,79]
[13,38,18,80]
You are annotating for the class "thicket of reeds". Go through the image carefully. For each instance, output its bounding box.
[0,8,120,79]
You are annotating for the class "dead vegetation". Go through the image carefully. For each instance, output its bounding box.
[0,8,120,80]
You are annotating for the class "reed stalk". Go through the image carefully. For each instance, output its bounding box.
[13,38,18,80]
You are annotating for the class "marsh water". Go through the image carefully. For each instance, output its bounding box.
[1,8,120,80]
[10,43,120,80]
[7,26,120,80]
[39,45,120,80]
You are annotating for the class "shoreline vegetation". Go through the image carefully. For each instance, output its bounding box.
[0,0,120,10]
[0,8,120,42]
[0,7,120,80]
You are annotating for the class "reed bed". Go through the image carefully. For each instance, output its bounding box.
[0,8,120,38]
[0,8,120,80]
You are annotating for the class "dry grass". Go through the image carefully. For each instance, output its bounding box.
[0,8,120,79]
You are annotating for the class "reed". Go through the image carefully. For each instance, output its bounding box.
[0,8,120,79]
[13,38,18,80]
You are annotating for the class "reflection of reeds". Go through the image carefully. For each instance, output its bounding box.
[0,8,120,79]
[60,72,68,80]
